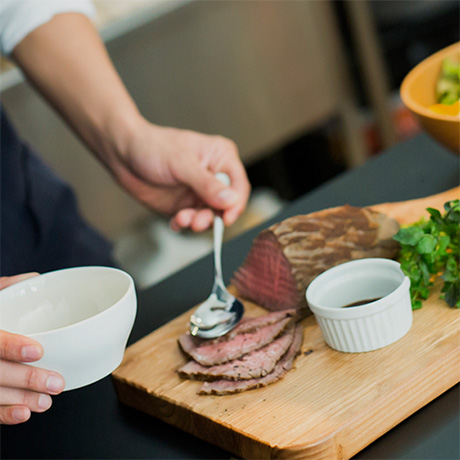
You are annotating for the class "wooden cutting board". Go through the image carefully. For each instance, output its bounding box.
[112,187,460,460]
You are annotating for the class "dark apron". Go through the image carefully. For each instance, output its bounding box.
[0,106,116,276]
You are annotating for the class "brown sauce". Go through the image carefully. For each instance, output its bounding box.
[342,297,382,308]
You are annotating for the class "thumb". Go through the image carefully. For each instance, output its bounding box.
[0,273,39,291]
[180,167,239,210]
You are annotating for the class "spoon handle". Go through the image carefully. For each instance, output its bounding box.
[213,213,224,285]
[213,173,231,288]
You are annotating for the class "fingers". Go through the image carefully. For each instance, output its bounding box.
[0,272,39,290]
[171,209,214,232]
[179,166,240,211]
[0,387,53,425]
[170,209,196,231]
[0,330,43,363]
[175,136,249,211]
[174,139,251,229]
[170,187,249,231]
[223,152,251,220]
[221,195,247,227]
[0,360,65,395]
[0,360,64,424]
[214,138,251,225]
[0,331,64,424]
[0,405,31,425]
[0,387,52,413]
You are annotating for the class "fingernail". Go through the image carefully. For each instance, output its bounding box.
[21,345,42,361]
[13,407,30,422]
[218,188,238,205]
[38,394,52,410]
[46,375,65,393]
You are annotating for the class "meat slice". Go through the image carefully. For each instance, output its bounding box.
[178,315,295,366]
[232,205,400,314]
[178,325,295,381]
[178,309,296,361]
[223,309,298,337]
[199,324,303,395]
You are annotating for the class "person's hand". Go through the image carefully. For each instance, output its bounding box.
[12,13,251,231]
[0,274,66,425]
[110,120,251,232]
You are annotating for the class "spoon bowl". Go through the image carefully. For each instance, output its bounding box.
[190,294,244,339]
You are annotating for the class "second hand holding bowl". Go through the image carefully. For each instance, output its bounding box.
[189,173,244,339]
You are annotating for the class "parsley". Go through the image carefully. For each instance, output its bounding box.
[393,199,460,309]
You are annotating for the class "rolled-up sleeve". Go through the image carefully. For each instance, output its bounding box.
[0,0,96,56]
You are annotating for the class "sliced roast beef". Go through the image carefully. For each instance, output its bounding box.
[178,309,296,360]
[179,315,294,366]
[199,324,303,395]
[232,205,400,314]
[223,309,297,336]
[178,325,295,381]
[177,334,205,356]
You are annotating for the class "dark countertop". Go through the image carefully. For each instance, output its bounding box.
[2,134,459,459]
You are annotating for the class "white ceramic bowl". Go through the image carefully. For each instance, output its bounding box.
[306,258,412,353]
[0,266,136,390]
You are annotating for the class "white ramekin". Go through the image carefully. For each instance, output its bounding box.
[306,258,412,353]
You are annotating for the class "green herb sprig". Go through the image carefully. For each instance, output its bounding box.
[392,199,460,310]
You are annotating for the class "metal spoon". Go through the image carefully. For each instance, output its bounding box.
[189,173,244,339]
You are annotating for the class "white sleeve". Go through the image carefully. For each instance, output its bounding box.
[0,0,97,56]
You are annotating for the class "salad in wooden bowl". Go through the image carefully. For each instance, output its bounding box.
[401,42,460,154]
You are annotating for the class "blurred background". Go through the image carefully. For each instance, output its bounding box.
[1,0,458,288]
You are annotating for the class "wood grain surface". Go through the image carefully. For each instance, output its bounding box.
[112,187,460,460]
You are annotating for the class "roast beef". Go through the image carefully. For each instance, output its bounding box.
[232,205,400,314]
[178,309,297,360]
[178,325,295,381]
[199,324,303,395]
[178,314,295,366]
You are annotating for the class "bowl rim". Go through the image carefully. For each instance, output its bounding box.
[0,266,136,338]
[400,41,460,122]
[306,258,410,320]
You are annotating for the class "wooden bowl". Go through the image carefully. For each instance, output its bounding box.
[400,42,460,154]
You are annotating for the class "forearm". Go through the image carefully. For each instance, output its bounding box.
[11,13,141,168]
